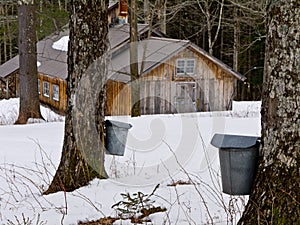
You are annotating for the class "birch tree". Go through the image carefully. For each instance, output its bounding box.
[45,0,109,194]
[238,0,300,223]
[197,0,224,55]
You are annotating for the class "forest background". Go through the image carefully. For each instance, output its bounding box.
[0,0,265,101]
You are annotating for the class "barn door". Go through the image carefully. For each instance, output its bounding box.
[174,82,197,113]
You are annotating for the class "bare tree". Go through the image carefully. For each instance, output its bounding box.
[238,0,300,223]
[196,0,224,55]
[15,0,43,124]
[45,0,109,194]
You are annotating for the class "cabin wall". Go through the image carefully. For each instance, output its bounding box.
[196,54,235,111]
[138,48,236,114]
[106,79,131,116]
[38,74,67,114]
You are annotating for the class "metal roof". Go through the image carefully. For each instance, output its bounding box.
[0,24,245,82]
[0,24,150,80]
[109,38,189,83]
[189,42,246,81]
[109,37,246,83]
[109,23,148,50]
[0,56,19,79]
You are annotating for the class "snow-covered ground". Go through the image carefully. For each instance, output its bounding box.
[0,98,261,224]
[0,98,64,125]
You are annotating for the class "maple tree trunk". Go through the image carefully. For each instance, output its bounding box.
[45,0,109,194]
[238,0,300,224]
[15,2,43,124]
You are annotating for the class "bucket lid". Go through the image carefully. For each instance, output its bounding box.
[105,120,132,129]
[211,133,260,149]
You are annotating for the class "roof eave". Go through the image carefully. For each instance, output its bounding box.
[141,39,190,76]
[189,42,246,81]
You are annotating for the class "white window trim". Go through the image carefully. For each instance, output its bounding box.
[43,81,50,97]
[176,58,196,76]
[52,84,59,101]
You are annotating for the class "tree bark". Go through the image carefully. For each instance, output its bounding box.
[15,1,43,124]
[45,0,109,194]
[238,0,300,224]
[130,0,140,117]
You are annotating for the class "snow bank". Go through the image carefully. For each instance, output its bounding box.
[0,98,64,125]
[232,101,261,117]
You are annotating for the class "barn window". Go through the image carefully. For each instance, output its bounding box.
[176,59,195,76]
[43,81,50,97]
[38,79,40,94]
[52,84,59,101]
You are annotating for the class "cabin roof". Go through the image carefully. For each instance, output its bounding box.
[0,25,245,82]
[189,42,246,81]
[109,38,189,83]
[0,23,151,80]
[109,37,246,83]
[0,56,19,79]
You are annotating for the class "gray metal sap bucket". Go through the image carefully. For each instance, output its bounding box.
[211,134,260,195]
[105,120,132,156]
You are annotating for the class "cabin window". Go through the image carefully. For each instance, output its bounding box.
[43,81,50,97]
[176,59,196,76]
[52,84,59,101]
[38,79,40,95]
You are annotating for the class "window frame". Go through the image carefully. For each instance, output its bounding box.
[43,81,50,98]
[52,84,59,102]
[176,58,196,77]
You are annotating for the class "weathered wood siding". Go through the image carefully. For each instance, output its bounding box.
[38,74,67,114]
[195,50,235,111]
[106,79,131,116]
[139,47,235,114]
